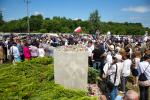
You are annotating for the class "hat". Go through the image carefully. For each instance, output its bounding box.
[109,45,114,51]
[114,54,122,61]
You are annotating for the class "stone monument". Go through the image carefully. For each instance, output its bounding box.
[54,45,88,91]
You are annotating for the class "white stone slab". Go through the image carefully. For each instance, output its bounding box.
[54,50,88,91]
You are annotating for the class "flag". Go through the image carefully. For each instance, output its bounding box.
[74,26,82,33]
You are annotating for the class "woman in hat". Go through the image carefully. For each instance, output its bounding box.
[107,54,123,100]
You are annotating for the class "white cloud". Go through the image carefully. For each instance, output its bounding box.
[33,11,44,15]
[129,16,141,20]
[121,6,150,13]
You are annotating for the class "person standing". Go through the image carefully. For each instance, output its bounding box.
[138,54,150,100]
[107,54,123,100]
[132,51,141,86]
[23,42,31,61]
[38,45,45,57]
[10,43,21,64]
[0,45,4,64]
[16,39,24,61]
[29,43,39,58]
[0,37,5,64]
[92,43,102,70]
[121,53,132,93]
[87,40,94,67]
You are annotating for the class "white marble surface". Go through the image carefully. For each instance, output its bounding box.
[54,50,88,91]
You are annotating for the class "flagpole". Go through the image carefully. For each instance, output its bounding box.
[24,0,30,35]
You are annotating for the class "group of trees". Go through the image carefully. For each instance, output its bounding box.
[0,10,149,35]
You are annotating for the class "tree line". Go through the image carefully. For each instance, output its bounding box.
[0,10,149,35]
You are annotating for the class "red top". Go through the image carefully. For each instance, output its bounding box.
[23,46,31,59]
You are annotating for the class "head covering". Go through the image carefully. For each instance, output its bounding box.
[114,54,122,61]
[109,45,114,51]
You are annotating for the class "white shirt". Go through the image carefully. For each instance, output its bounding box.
[38,48,45,57]
[87,45,94,57]
[103,63,111,75]
[134,58,140,69]
[108,62,123,86]
[29,45,38,57]
[10,46,20,58]
[106,52,113,64]
[138,61,150,81]
[122,59,132,77]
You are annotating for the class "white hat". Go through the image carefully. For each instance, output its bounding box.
[114,54,122,61]
[110,45,114,50]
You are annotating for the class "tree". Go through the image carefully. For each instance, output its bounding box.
[0,10,4,27]
[88,10,101,34]
[30,14,43,32]
[0,13,149,35]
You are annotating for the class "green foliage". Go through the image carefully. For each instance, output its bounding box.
[39,29,48,33]
[89,10,101,33]
[30,14,43,32]
[0,12,149,35]
[88,67,100,84]
[30,57,53,65]
[0,58,95,100]
[0,11,4,27]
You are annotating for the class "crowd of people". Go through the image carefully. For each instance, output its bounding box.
[86,34,150,100]
[0,33,150,100]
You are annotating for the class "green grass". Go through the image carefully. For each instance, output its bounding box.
[0,57,96,100]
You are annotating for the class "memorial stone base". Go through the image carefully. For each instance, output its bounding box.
[54,49,88,91]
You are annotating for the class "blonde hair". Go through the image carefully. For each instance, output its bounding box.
[135,51,141,58]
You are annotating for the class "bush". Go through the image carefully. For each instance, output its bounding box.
[39,29,48,33]
[30,57,53,65]
[0,57,95,100]
[88,67,100,84]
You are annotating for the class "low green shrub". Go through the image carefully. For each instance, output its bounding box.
[30,57,53,65]
[0,58,96,100]
[88,67,100,84]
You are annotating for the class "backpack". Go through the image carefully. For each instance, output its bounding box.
[139,64,149,81]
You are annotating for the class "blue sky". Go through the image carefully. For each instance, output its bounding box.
[0,0,150,27]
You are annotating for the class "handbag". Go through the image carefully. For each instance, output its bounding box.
[139,64,149,81]
[106,64,118,92]
[132,68,139,76]
[131,58,139,76]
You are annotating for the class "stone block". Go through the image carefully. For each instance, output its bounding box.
[54,50,88,91]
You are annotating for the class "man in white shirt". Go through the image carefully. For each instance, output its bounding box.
[121,54,132,93]
[10,43,21,63]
